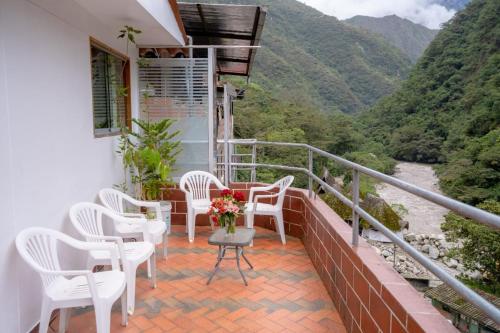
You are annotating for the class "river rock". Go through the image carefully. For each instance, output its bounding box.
[405,233,416,242]
[382,250,391,257]
[429,246,440,259]
[445,258,458,268]
[422,244,430,253]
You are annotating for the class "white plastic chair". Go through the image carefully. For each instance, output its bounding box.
[16,227,127,333]
[70,202,156,315]
[179,171,228,242]
[245,176,294,244]
[99,188,168,257]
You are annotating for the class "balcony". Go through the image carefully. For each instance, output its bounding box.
[41,182,462,333]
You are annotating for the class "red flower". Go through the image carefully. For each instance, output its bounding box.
[211,216,219,225]
[233,191,245,202]
[220,189,233,197]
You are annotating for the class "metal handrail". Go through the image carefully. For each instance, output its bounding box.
[219,139,500,324]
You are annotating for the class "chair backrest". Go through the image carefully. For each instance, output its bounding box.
[70,202,109,242]
[16,227,63,288]
[99,188,126,214]
[274,176,294,208]
[179,171,224,201]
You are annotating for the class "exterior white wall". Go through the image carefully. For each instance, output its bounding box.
[0,0,180,331]
[0,3,19,332]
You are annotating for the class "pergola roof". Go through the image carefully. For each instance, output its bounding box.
[178,2,266,76]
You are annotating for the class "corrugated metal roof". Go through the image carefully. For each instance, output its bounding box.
[178,2,266,76]
[425,284,500,331]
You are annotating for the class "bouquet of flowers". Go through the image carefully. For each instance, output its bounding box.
[207,189,245,234]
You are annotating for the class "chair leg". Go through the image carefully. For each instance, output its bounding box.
[120,289,128,326]
[150,254,157,288]
[163,232,168,257]
[147,257,152,279]
[94,303,112,333]
[188,212,196,243]
[125,264,138,315]
[38,297,52,333]
[58,308,71,333]
[275,212,286,245]
[245,212,254,228]
[245,213,255,246]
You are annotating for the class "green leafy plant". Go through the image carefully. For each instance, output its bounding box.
[118,25,142,55]
[117,118,181,200]
[442,200,500,294]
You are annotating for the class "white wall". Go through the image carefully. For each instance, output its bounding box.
[0,3,20,332]
[0,0,153,331]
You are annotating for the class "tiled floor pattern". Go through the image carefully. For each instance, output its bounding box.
[56,226,346,332]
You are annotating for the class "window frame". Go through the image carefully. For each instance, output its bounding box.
[89,37,132,138]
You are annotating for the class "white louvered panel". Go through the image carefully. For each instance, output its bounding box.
[139,58,209,120]
[139,58,211,176]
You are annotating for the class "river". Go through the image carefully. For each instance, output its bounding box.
[376,162,449,235]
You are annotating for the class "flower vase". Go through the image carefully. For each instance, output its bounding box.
[224,217,236,239]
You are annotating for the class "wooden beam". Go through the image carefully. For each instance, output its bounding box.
[197,4,222,73]
[246,6,261,76]
[188,31,254,40]
[217,57,250,63]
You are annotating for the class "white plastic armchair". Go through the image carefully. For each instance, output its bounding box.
[16,227,127,333]
[70,202,156,315]
[245,176,294,244]
[179,171,228,242]
[99,188,168,257]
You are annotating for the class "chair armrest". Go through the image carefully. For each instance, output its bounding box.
[249,185,276,202]
[40,268,93,276]
[126,198,162,220]
[122,212,145,218]
[61,237,121,270]
[251,194,280,212]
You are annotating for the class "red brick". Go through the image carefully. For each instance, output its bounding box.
[391,315,406,333]
[352,267,370,309]
[175,201,187,213]
[360,306,378,333]
[346,286,361,323]
[290,196,304,211]
[369,287,391,333]
[341,252,354,285]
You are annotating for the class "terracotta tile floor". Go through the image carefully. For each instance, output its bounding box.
[61,226,346,333]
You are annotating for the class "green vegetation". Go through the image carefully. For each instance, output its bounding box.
[442,200,500,294]
[117,119,181,200]
[345,15,438,63]
[231,79,396,187]
[360,0,500,204]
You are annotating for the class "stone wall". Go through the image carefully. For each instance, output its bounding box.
[161,183,457,333]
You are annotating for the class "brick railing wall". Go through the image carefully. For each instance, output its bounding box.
[162,183,457,333]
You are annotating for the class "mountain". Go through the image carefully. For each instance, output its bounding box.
[345,15,439,63]
[361,0,500,204]
[183,0,412,113]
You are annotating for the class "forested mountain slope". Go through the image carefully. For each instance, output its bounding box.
[345,15,439,63]
[361,0,500,204]
[183,0,412,113]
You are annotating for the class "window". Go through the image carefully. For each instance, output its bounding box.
[90,38,130,136]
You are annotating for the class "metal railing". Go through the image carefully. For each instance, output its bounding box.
[217,139,500,324]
